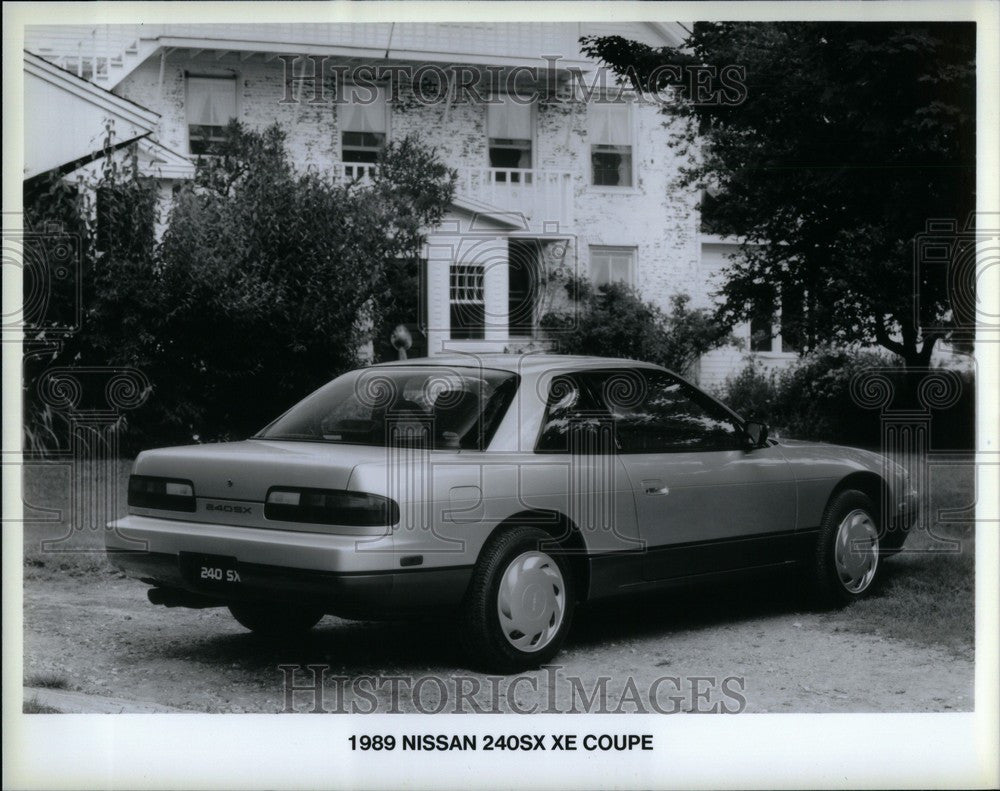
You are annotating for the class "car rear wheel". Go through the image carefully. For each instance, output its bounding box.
[812,490,882,607]
[460,526,575,673]
[228,602,324,636]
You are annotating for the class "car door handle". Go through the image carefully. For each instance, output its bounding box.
[644,485,670,496]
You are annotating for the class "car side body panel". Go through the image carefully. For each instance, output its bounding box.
[347,451,642,572]
[615,445,798,580]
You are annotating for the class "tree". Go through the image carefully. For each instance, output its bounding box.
[540,278,734,376]
[24,123,455,450]
[152,123,455,442]
[583,23,975,368]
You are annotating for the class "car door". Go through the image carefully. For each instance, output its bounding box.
[533,369,642,556]
[590,367,798,582]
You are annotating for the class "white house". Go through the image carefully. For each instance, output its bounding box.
[23,22,796,388]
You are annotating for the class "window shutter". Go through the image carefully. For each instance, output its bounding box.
[186,77,237,126]
[341,87,387,133]
[487,96,531,140]
[588,102,631,145]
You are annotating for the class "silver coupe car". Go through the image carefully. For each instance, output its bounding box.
[107,354,917,672]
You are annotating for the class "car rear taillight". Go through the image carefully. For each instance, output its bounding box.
[128,475,197,512]
[265,487,399,526]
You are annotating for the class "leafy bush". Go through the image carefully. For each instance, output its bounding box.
[23,143,161,454]
[715,359,779,423]
[716,346,974,449]
[540,279,735,375]
[24,123,455,452]
[772,347,897,444]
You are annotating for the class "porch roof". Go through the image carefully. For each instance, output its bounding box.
[23,50,159,179]
[450,194,529,231]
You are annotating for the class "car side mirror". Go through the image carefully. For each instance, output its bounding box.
[745,420,769,449]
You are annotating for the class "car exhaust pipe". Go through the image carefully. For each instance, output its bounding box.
[147,587,226,609]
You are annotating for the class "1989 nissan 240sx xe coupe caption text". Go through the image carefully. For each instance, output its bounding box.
[108,354,918,672]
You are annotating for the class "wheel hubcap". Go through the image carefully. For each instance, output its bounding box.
[496,550,566,652]
[834,508,879,593]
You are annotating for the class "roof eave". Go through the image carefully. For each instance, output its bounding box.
[24,50,160,130]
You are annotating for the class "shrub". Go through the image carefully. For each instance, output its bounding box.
[773,346,897,444]
[540,279,735,376]
[717,346,975,449]
[715,359,779,422]
[23,143,161,454]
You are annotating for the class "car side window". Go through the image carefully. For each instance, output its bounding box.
[535,372,616,454]
[598,368,743,453]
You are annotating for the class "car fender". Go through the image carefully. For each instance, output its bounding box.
[775,440,906,529]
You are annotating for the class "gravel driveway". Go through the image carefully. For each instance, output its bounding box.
[22,570,974,714]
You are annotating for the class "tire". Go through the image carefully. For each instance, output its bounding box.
[460,526,575,673]
[228,602,324,637]
[812,490,882,607]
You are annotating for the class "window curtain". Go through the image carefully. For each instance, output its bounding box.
[341,87,388,133]
[186,77,237,126]
[588,102,631,145]
[487,96,532,140]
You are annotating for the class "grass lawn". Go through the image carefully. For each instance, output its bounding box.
[827,533,974,658]
[19,454,977,657]
[21,458,132,578]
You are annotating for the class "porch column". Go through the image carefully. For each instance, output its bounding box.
[424,234,457,356]
[479,235,510,343]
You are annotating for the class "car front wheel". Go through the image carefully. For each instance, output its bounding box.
[228,602,324,636]
[460,526,575,673]
[812,489,882,606]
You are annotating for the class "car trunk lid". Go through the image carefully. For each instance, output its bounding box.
[130,440,392,533]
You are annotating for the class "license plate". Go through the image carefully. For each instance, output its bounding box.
[180,553,241,587]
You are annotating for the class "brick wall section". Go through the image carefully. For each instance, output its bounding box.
[116,55,339,166]
[536,94,704,314]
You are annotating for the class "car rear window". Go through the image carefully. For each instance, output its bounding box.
[255,366,519,450]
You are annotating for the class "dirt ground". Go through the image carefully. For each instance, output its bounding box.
[22,567,974,714]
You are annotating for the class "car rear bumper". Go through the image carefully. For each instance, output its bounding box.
[106,515,472,617]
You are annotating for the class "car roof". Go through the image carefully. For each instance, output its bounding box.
[370,353,665,375]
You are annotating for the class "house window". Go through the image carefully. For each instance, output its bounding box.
[589,102,633,187]
[487,96,532,182]
[187,76,237,155]
[779,284,805,352]
[750,287,804,353]
[450,264,485,340]
[749,303,776,353]
[340,86,388,178]
[590,246,635,288]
